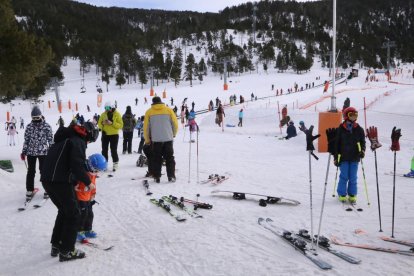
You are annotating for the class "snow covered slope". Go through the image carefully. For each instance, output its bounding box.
[1,60,414,275]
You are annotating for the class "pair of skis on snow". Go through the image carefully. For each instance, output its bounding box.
[150,195,212,221]
[18,188,50,211]
[212,190,300,207]
[200,174,229,184]
[258,218,360,270]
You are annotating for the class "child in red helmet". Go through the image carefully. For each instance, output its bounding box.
[334,107,366,203]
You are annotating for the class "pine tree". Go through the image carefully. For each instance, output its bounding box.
[115,72,126,88]
[184,53,195,86]
[170,48,183,87]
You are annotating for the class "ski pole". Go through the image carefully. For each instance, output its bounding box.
[374,150,383,232]
[316,153,331,252]
[196,127,199,184]
[392,151,397,238]
[308,151,315,251]
[188,131,192,183]
[357,142,370,206]
[182,124,186,142]
[332,154,340,197]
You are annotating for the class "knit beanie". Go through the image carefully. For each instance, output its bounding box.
[31,106,42,117]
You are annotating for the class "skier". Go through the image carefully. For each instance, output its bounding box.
[76,153,107,242]
[186,115,199,143]
[98,101,123,171]
[343,97,350,110]
[122,106,136,154]
[7,122,17,146]
[57,116,64,128]
[21,106,53,199]
[41,121,99,262]
[333,107,366,203]
[216,104,225,127]
[136,116,145,154]
[284,121,297,140]
[238,109,244,127]
[170,97,174,106]
[19,117,24,129]
[280,105,290,127]
[86,105,90,112]
[135,97,138,106]
[143,96,178,183]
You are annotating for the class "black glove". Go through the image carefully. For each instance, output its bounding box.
[306,125,321,151]
[326,128,337,154]
[359,150,365,159]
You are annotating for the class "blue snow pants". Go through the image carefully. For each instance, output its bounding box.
[337,161,359,196]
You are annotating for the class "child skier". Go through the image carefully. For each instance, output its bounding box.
[75,153,107,242]
[404,156,414,178]
[238,109,243,127]
[334,107,366,203]
[186,112,199,142]
[7,122,17,146]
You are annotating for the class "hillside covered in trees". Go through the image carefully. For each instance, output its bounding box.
[1,0,413,99]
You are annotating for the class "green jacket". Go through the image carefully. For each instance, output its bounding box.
[98,110,123,135]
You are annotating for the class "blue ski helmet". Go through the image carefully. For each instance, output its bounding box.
[88,153,107,171]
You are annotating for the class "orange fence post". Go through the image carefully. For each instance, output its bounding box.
[150,88,154,96]
[68,100,71,110]
[6,111,10,122]
[162,90,167,99]
[48,100,51,109]
[58,102,62,113]
[97,94,102,107]
[224,83,229,90]
[75,103,78,112]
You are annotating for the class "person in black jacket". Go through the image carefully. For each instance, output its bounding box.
[284,121,297,139]
[41,122,99,262]
[334,107,366,204]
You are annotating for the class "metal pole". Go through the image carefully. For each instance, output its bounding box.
[316,154,331,253]
[374,151,383,232]
[309,151,314,251]
[330,0,337,112]
[391,151,396,238]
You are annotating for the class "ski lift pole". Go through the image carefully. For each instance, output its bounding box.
[308,150,315,251]
[277,101,282,134]
[188,131,192,184]
[196,127,199,184]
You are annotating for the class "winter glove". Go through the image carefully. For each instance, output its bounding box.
[326,128,337,154]
[366,126,382,151]
[390,126,401,151]
[359,150,365,159]
[306,125,321,151]
[333,154,341,167]
[20,153,26,161]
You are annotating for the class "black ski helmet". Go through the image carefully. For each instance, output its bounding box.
[84,122,99,143]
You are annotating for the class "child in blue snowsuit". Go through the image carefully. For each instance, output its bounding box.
[238,109,244,127]
[334,107,366,203]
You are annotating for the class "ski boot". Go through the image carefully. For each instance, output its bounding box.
[77,231,87,242]
[168,177,176,183]
[113,162,119,172]
[403,170,414,178]
[84,230,97,239]
[348,195,357,204]
[338,195,347,203]
[51,244,60,257]
[59,248,86,262]
[298,229,311,239]
[26,191,34,200]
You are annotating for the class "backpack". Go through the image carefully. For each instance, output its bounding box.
[123,114,135,132]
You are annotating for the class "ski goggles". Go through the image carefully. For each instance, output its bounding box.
[31,115,42,121]
[104,106,112,111]
[347,111,358,120]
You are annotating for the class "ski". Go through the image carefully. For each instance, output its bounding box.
[384,171,414,178]
[380,236,414,248]
[143,180,152,196]
[344,202,363,212]
[176,196,213,210]
[211,190,300,206]
[211,175,229,185]
[295,229,361,264]
[81,239,114,251]
[150,198,186,222]
[161,195,203,218]
[200,174,229,184]
[258,218,332,270]
[18,188,39,211]
[330,235,414,256]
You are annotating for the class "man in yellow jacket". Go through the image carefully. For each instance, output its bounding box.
[98,102,123,171]
[144,96,178,183]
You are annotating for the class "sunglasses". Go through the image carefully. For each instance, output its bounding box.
[347,111,358,120]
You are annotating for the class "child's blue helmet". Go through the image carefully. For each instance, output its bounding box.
[88,153,107,171]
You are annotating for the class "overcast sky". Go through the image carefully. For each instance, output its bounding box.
[73,0,314,13]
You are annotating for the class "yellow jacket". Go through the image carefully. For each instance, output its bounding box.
[98,110,123,135]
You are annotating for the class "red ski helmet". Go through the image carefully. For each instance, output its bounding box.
[343,107,358,121]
